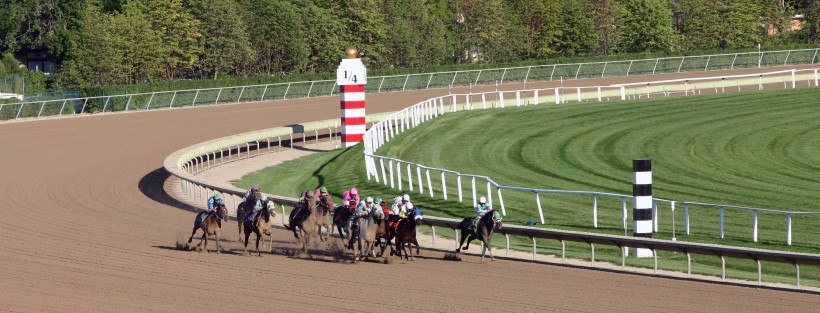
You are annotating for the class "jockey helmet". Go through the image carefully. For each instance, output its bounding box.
[479,196,487,204]
[320,186,328,192]
[374,196,382,203]
[251,185,259,192]
[214,193,222,200]
[261,196,268,201]
[351,187,358,195]
[402,194,410,202]
[366,196,374,204]
[405,202,414,209]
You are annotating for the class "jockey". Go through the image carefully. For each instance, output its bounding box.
[299,189,313,205]
[375,197,389,215]
[391,194,410,216]
[342,187,360,206]
[207,193,224,214]
[399,201,414,219]
[471,196,491,230]
[246,195,268,226]
[316,186,331,201]
[344,196,373,236]
[244,185,259,201]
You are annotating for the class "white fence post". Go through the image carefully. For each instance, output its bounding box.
[497,187,506,216]
[719,206,725,239]
[457,175,463,202]
[397,161,402,190]
[407,164,413,192]
[753,209,758,243]
[621,197,627,235]
[416,165,423,192]
[685,203,690,235]
[441,172,447,200]
[471,177,477,207]
[426,169,433,197]
[535,192,545,224]
[787,213,793,246]
[592,194,598,228]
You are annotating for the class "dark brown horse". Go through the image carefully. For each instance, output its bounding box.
[382,207,424,260]
[456,209,503,262]
[374,201,390,256]
[237,191,262,244]
[331,200,356,243]
[242,199,277,256]
[188,204,228,253]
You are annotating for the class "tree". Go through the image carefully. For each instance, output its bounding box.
[242,0,310,75]
[299,1,350,73]
[382,0,449,68]
[0,0,87,61]
[507,0,561,59]
[187,0,254,79]
[618,0,678,53]
[674,0,762,50]
[803,0,820,43]
[583,0,622,54]
[135,0,202,80]
[453,0,521,63]
[554,0,597,56]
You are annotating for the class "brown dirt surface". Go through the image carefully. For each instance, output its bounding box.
[1,65,819,312]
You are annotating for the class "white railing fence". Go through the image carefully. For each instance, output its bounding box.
[3,48,819,122]
[363,68,820,247]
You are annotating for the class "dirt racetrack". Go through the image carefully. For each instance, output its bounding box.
[1,66,819,312]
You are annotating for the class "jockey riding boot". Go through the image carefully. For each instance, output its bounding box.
[470,218,478,231]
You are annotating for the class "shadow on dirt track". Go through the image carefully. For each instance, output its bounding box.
[139,167,201,214]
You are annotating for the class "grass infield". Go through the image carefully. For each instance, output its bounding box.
[236,87,820,286]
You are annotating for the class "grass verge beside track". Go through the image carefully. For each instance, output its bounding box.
[236,87,820,287]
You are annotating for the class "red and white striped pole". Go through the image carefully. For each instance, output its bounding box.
[337,47,367,148]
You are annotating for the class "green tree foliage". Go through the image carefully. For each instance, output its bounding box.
[618,0,678,53]
[804,0,820,43]
[0,0,87,59]
[674,0,763,50]
[554,0,597,56]
[585,0,623,54]
[507,0,561,59]
[187,0,254,79]
[453,0,523,63]
[242,0,309,75]
[299,2,350,72]
[382,0,449,68]
[136,0,202,80]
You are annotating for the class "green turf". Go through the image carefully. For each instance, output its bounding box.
[234,87,820,286]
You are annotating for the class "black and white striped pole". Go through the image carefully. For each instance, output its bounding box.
[633,158,653,257]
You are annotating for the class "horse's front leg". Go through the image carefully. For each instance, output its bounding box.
[215,232,221,254]
[255,231,262,256]
[267,230,273,253]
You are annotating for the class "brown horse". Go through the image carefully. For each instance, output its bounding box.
[237,191,262,244]
[188,204,228,253]
[374,201,390,256]
[312,191,334,242]
[284,199,318,252]
[456,209,503,262]
[382,207,424,260]
[331,200,356,243]
[242,198,277,256]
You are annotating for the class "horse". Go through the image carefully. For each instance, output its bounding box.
[350,206,386,261]
[312,191,334,242]
[456,209,503,263]
[242,199,277,256]
[188,204,228,253]
[284,197,318,252]
[373,201,391,256]
[237,191,262,244]
[382,207,424,260]
[331,200,356,243]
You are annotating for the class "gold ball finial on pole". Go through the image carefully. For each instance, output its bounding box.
[345,47,359,59]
